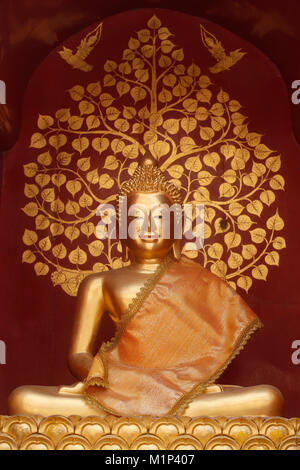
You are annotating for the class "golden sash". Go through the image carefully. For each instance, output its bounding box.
[84,254,262,416]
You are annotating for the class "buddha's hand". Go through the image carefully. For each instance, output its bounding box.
[58,382,85,395]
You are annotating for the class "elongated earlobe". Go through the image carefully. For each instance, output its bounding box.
[121,240,129,262]
[172,239,181,260]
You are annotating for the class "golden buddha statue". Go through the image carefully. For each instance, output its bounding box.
[8,154,284,418]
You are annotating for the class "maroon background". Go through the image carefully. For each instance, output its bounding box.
[0,5,300,417]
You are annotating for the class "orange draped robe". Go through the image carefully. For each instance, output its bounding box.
[84,254,262,416]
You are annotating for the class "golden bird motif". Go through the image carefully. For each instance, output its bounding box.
[200,24,246,74]
[58,22,103,72]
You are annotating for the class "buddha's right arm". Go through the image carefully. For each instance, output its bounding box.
[68,274,105,381]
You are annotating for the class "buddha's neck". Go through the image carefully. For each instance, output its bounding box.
[131,253,170,271]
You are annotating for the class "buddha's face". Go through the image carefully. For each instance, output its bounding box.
[124,191,177,260]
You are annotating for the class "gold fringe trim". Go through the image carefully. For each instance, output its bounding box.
[168,317,264,416]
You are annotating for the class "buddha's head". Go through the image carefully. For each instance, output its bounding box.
[116,152,182,261]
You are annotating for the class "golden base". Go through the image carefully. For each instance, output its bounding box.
[0,415,299,450]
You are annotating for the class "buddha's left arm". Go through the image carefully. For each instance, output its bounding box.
[68,273,105,381]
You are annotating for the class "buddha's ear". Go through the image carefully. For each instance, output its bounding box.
[121,239,130,262]
[172,239,181,260]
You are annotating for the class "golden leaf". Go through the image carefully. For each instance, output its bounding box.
[272,236,286,250]
[23,229,38,246]
[114,118,130,132]
[210,103,224,116]
[211,116,226,131]
[149,112,163,127]
[172,48,184,61]
[235,148,250,162]
[99,173,114,189]
[123,106,136,120]
[141,45,154,58]
[163,73,176,87]
[181,117,197,134]
[24,162,38,177]
[22,250,36,264]
[87,82,102,96]
[231,112,246,126]
[138,105,150,120]
[219,182,235,198]
[135,69,150,83]
[39,236,51,251]
[34,262,49,276]
[86,115,100,129]
[57,151,73,166]
[163,119,179,134]
[144,130,157,145]
[185,155,202,172]
[200,127,215,141]
[37,151,52,166]
[237,215,253,231]
[79,100,95,116]
[79,192,93,208]
[158,88,172,103]
[35,214,50,230]
[265,251,280,266]
[266,155,281,172]
[254,143,272,159]
[66,200,80,215]
[247,200,263,216]
[77,157,91,171]
[183,99,198,112]
[128,162,138,176]
[50,198,64,214]
[250,228,266,243]
[51,270,66,286]
[158,26,171,40]
[38,114,54,130]
[233,125,248,139]
[173,84,187,97]
[137,28,151,42]
[81,222,94,237]
[194,187,210,202]
[49,134,67,150]
[231,156,245,171]
[66,180,82,196]
[242,244,257,259]
[122,143,139,159]
[50,223,64,236]
[252,162,266,177]
[228,252,243,269]
[30,133,46,149]
[65,226,80,241]
[161,39,175,54]
[243,173,258,187]
[99,92,114,107]
[228,281,236,290]
[24,183,39,198]
[69,246,87,265]
[229,201,244,216]
[220,144,236,159]
[203,152,220,169]
[269,174,285,190]
[197,170,214,185]
[132,123,144,134]
[92,137,109,153]
[198,75,212,88]
[167,165,183,179]
[252,264,268,281]
[187,63,201,77]
[208,243,223,259]
[93,263,108,272]
[158,54,172,68]
[266,211,284,231]
[128,37,140,49]
[72,136,89,153]
[103,73,116,86]
[51,173,66,187]
[204,207,215,223]
[195,107,209,121]
[237,276,252,293]
[151,140,170,158]
[88,240,104,256]
[228,100,241,112]
[214,217,229,235]
[69,85,85,101]
[112,258,125,269]
[196,89,212,103]
[224,232,241,249]
[217,90,230,103]
[52,243,67,259]
[147,14,161,29]
[246,132,262,147]
[210,260,227,278]
[104,60,117,72]
[116,81,130,96]
[182,243,198,259]
[56,108,71,122]
[87,169,99,184]
[22,202,39,217]
[222,169,236,184]
[104,155,119,170]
